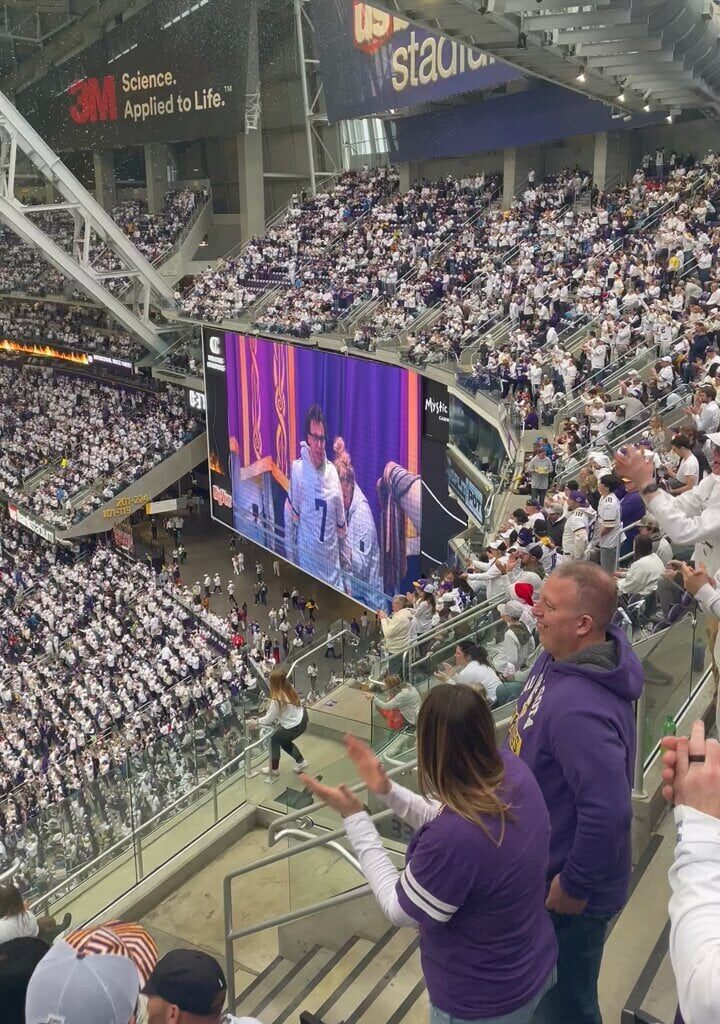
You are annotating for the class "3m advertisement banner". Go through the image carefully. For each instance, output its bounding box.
[18,0,249,149]
[310,0,522,122]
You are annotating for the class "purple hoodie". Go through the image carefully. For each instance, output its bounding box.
[506,624,644,916]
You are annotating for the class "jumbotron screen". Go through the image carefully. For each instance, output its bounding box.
[204,331,423,607]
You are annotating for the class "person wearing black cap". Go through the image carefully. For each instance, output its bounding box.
[0,935,49,1024]
[143,949,261,1024]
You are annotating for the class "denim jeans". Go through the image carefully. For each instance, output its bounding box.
[429,969,556,1024]
[530,912,611,1024]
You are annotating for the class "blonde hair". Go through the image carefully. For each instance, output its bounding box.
[333,436,355,488]
[268,668,301,706]
[417,685,509,843]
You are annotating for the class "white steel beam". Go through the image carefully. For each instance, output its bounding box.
[576,37,664,55]
[0,195,167,353]
[524,6,632,31]
[586,51,676,68]
[0,87,175,306]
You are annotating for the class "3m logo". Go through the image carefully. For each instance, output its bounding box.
[69,76,118,124]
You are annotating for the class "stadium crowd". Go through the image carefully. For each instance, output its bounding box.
[4,154,720,1024]
[0,363,201,528]
[255,172,503,339]
[457,152,720,401]
[0,300,143,362]
[180,167,399,325]
[0,525,268,894]
[0,188,207,297]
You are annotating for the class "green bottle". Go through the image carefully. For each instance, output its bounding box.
[662,716,677,737]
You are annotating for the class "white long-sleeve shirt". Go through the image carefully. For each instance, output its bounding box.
[257,698,304,729]
[692,401,720,435]
[695,581,720,621]
[466,561,510,601]
[344,782,441,927]
[617,552,666,596]
[669,805,720,1023]
[647,474,720,576]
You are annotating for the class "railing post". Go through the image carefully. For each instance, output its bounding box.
[224,874,236,1012]
[633,688,647,799]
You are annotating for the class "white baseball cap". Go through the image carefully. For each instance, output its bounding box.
[25,939,139,1024]
[498,600,525,620]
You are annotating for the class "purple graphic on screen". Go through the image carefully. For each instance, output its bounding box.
[223,333,421,607]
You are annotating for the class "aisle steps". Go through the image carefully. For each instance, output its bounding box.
[235,927,426,1024]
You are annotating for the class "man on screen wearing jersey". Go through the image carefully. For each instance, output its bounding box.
[285,404,348,590]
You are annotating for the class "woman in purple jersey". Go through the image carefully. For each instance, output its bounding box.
[302,686,557,1023]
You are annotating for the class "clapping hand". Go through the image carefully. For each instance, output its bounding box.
[299,775,364,818]
[344,734,391,796]
[614,446,654,492]
[680,562,715,597]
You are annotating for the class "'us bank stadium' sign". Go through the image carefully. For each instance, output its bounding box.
[310,0,523,122]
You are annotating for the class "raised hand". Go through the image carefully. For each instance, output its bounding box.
[680,562,715,597]
[614,446,654,492]
[344,734,391,795]
[299,775,364,818]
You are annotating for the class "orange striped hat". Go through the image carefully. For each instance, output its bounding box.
[65,920,158,985]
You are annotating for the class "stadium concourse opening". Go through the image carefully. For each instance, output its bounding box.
[3,0,720,1022]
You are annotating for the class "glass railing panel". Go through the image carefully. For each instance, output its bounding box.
[639,611,696,765]
[691,608,713,698]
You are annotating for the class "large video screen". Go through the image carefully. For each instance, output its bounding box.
[205,332,423,608]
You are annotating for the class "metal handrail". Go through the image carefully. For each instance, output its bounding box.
[554,387,691,482]
[273,828,362,874]
[226,885,373,1011]
[0,858,20,883]
[400,595,501,682]
[286,623,353,683]
[224,803,411,1010]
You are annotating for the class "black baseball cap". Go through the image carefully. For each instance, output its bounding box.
[0,936,50,1024]
[143,949,226,1015]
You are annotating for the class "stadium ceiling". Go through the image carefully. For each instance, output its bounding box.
[369,0,720,116]
[0,0,92,80]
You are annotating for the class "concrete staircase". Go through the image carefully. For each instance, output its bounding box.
[235,928,427,1024]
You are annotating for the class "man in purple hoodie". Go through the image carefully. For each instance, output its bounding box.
[507,561,644,1024]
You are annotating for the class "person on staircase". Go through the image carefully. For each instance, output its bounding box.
[249,668,308,783]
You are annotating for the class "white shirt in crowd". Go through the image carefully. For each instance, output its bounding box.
[257,699,305,730]
[453,660,502,701]
[617,552,666,596]
[598,493,622,549]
